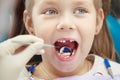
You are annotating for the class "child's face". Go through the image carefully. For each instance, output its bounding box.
[24,0,104,73]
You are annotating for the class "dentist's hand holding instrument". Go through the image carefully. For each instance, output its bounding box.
[0,35,49,80]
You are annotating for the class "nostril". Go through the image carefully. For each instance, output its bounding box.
[60,27,64,30]
[69,27,73,30]
[57,23,76,30]
[60,27,73,30]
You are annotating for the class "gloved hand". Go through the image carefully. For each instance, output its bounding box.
[0,35,45,80]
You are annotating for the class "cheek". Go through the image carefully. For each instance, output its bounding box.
[80,23,96,42]
[32,18,57,43]
[76,18,96,55]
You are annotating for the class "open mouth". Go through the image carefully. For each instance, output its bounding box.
[54,39,79,61]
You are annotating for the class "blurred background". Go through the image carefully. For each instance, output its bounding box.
[107,0,120,56]
[0,0,14,42]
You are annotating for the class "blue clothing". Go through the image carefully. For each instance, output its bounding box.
[107,14,120,56]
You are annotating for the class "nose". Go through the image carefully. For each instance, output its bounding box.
[57,15,76,31]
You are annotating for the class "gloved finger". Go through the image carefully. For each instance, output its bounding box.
[0,35,44,56]
[39,49,45,54]
[14,41,45,65]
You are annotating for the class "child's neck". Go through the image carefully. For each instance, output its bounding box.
[33,60,93,79]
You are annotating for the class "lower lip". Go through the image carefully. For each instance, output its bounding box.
[54,50,77,62]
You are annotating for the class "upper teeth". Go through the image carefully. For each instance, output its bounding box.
[57,40,74,43]
[58,40,66,43]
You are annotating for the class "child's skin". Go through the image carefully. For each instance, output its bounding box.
[24,0,104,78]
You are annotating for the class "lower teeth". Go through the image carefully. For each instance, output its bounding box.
[60,52,71,56]
[59,52,75,58]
